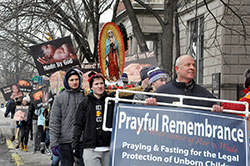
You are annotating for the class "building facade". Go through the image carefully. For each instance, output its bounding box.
[114,0,250,101]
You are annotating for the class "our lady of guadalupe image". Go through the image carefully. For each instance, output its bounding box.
[98,22,125,82]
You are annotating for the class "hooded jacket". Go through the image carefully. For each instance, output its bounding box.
[72,91,114,149]
[49,68,85,147]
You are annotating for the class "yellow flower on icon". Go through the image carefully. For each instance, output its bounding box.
[96,111,101,117]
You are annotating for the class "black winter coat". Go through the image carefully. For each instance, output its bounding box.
[4,99,16,118]
[155,79,217,107]
[72,91,114,149]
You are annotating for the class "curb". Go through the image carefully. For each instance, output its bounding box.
[6,139,25,166]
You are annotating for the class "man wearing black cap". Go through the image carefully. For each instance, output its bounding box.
[72,72,114,166]
[50,68,84,166]
[139,66,151,89]
[133,66,152,101]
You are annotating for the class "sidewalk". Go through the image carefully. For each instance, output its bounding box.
[1,108,52,166]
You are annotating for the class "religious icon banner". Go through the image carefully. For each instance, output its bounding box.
[98,22,125,82]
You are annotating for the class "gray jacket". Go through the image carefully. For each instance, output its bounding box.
[49,68,85,147]
[49,89,84,147]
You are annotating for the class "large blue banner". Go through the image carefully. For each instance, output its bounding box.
[110,104,249,166]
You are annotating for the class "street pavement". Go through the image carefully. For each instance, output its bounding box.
[0,130,14,166]
[0,108,52,166]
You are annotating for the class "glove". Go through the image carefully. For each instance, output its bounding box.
[51,146,60,156]
[72,148,80,158]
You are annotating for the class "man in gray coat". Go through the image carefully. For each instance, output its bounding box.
[50,68,84,166]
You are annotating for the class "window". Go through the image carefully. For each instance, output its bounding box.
[189,16,204,84]
[146,41,154,51]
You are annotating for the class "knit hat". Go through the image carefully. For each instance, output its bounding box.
[148,67,167,85]
[63,68,82,90]
[121,73,128,84]
[23,95,31,103]
[140,66,151,81]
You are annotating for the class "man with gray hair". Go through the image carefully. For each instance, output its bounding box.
[146,55,223,112]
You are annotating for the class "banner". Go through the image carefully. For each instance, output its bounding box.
[110,104,249,166]
[98,22,125,82]
[30,36,81,75]
[125,51,158,67]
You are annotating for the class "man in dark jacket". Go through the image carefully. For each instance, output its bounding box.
[72,72,114,166]
[4,99,16,118]
[50,68,84,166]
[146,55,223,112]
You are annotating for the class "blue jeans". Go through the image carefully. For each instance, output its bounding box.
[51,150,60,166]
[59,143,74,166]
[45,128,50,147]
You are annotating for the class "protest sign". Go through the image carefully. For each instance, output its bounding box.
[0,83,23,101]
[14,105,29,121]
[30,36,80,75]
[17,79,33,95]
[30,87,43,109]
[110,104,248,166]
[125,51,157,67]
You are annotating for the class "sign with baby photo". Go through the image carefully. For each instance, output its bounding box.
[14,105,29,121]
[17,79,33,95]
[30,36,81,75]
[0,83,23,101]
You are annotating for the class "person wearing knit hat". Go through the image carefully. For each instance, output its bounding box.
[18,94,31,152]
[139,66,151,89]
[22,95,31,104]
[133,66,163,103]
[50,67,85,165]
[121,72,129,84]
[146,55,223,113]
[148,67,167,91]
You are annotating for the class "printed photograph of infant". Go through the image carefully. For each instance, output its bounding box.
[10,84,23,100]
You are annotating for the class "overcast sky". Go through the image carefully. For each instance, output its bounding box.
[100,7,113,23]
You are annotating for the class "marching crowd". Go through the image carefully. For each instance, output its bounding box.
[3,55,250,166]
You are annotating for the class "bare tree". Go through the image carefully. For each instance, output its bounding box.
[122,0,149,52]
[122,0,175,75]
[0,40,35,86]
[0,0,114,86]
[0,0,114,62]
